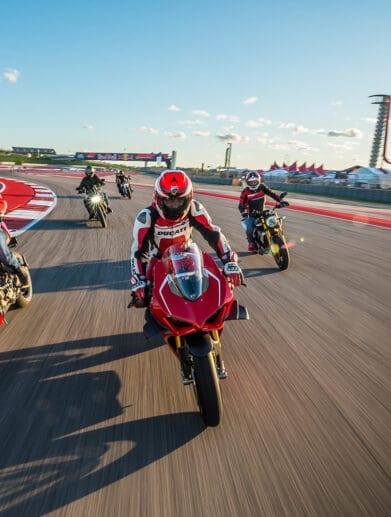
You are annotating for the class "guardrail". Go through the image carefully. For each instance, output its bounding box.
[141,171,391,202]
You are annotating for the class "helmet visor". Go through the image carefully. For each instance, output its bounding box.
[247,177,259,187]
[162,196,190,219]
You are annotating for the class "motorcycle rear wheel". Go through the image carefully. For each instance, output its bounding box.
[192,346,222,427]
[272,235,290,270]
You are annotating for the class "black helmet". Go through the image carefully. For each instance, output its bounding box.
[85,165,95,176]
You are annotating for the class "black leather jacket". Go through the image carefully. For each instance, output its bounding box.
[77,174,105,192]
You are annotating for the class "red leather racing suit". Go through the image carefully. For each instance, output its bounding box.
[238,184,281,215]
[130,199,233,278]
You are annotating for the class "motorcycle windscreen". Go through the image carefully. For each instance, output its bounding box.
[163,243,208,301]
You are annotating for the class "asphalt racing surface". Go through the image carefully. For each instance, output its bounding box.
[0,171,390,517]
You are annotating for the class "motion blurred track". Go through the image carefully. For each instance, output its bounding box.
[0,171,390,516]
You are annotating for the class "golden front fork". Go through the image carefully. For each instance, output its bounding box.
[211,330,220,343]
[174,336,182,349]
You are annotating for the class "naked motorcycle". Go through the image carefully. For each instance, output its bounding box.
[252,192,290,270]
[0,250,33,326]
[77,186,108,228]
[139,242,248,427]
[117,180,133,199]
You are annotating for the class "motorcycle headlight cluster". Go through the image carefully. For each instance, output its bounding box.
[266,215,278,228]
[91,195,101,203]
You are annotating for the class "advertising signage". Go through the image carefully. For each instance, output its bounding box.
[74,152,170,162]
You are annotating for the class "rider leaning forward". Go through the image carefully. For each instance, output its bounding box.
[129,170,243,306]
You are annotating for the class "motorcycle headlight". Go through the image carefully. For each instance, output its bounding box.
[266,215,278,228]
[91,195,101,203]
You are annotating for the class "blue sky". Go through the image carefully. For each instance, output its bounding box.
[1,0,390,170]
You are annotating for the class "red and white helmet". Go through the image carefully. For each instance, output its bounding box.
[154,170,193,220]
[245,171,261,191]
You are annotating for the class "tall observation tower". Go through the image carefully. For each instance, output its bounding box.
[369,94,390,167]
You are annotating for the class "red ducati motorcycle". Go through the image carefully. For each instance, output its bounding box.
[142,242,249,427]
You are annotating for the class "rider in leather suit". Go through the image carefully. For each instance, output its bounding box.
[130,170,243,306]
[239,171,288,252]
[76,166,112,218]
[0,200,28,286]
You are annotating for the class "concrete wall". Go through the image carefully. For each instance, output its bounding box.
[266,182,391,203]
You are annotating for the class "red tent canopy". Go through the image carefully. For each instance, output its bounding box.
[288,161,298,171]
[298,162,307,172]
[315,164,325,175]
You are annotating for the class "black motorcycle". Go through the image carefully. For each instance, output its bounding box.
[0,247,33,327]
[117,180,133,199]
[251,192,290,270]
[77,186,108,228]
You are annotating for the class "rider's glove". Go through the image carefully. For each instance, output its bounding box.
[221,251,238,265]
[223,262,243,288]
[279,200,289,207]
[130,274,147,302]
[240,212,249,220]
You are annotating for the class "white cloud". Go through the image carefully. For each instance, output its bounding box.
[278,122,296,129]
[278,122,309,133]
[360,117,376,124]
[3,68,20,83]
[287,140,318,152]
[245,118,272,128]
[270,143,290,151]
[193,131,210,137]
[83,124,94,130]
[327,142,358,151]
[165,131,186,139]
[140,126,159,134]
[255,135,273,145]
[243,96,258,105]
[192,109,210,118]
[330,100,343,106]
[168,104,180,111]
[293,125,309,134]
[327,128,362,138]
[178,119,205,126]
[215,133,250,143]
[215,114,240,123]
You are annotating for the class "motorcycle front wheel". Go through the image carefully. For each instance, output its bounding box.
[192,345,222,427]
[271,235,290,270]
[14,253,33,307]
[97,206,107,228]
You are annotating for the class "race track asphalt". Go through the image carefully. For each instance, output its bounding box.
[0,171,390,517]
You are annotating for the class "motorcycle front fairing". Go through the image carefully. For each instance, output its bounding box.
[149,243,234,336]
